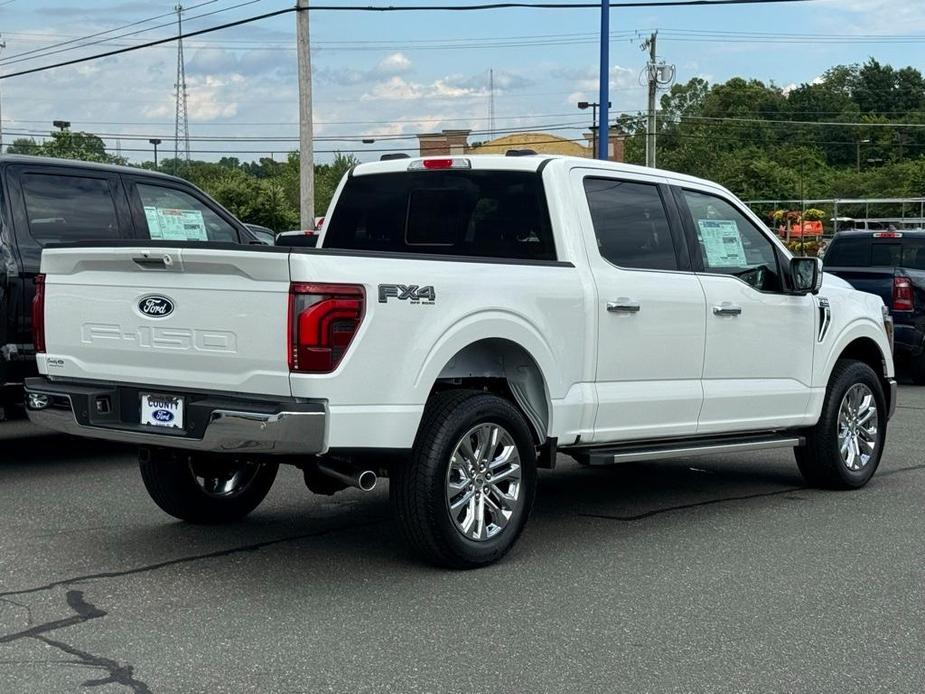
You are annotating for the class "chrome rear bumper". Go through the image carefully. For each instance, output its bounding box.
[24,377,325,455]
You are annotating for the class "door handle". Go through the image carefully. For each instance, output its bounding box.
[713,303,743,317]
[607,300,641,314]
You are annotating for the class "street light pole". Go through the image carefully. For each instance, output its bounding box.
[149,138,162,167]
[856,138,870,172]
[598,0,610,161]
[578,101,611,159]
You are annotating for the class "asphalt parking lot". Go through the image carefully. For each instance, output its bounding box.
[1,387,923,694]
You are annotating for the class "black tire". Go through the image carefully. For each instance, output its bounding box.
[139,448,278,524]
[795,359,887,490]
[910,354,925,386]
[391,391,538,569]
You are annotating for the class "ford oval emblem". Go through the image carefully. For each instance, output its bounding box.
[138,295,174,318]
[152,409,175,423]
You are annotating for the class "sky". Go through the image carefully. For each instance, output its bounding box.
[0,0,923,163]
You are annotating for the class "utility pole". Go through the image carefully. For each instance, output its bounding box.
[641,31,674,168]
[597,0,610,161]
[644,31,658,168]
[297,0,315,229]
[0,37,5,154]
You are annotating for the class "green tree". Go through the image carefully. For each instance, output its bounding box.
[41,130,126,165]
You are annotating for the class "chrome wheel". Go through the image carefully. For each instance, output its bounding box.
[189,459,262,499]
[837,384,879,472]
[445,423,523,542]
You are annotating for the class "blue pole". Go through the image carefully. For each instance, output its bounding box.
[598,0,610,161]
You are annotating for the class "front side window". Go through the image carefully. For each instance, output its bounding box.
[136,184,238,243]
[583,178,679,271]
[21,173,119,245]
[323,170,555,261]
[683,189,781,291]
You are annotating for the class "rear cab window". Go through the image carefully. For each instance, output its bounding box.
[583,177,680,271]
[323,170,556,261]
[870,237,925,270]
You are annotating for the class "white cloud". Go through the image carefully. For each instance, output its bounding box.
[815,0,925,33]
[375,52,412,75]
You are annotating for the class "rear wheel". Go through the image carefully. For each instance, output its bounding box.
[139,448,278,524]
[391,391,537,569]
[795,360,886,489]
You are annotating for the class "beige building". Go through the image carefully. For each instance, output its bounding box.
[416,129,626,162]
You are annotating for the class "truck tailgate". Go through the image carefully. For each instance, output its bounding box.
[39,246,292,397]
[824,266,895,307]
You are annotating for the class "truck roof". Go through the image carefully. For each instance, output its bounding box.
[351,154,730,192]
[0,154,190,185]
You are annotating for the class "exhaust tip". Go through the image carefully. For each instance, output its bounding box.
[357,470,378,492]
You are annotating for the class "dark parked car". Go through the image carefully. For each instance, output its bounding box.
[0,155,259,414]
[825,229,925,382]
[244,223,276,245]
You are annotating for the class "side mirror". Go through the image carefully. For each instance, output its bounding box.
[790,256,823,295]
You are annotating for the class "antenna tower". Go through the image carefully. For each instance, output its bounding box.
[174,4,191,167]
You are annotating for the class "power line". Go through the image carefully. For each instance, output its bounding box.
[676,115,925,128]
[1,133,600,156]
[0,0,268,68]
[0,6,294,80]
[0,119,592,144]
[0,0,223,65]
[0,0,820,80]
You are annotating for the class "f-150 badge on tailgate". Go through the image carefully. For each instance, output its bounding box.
[378,285,436,304]
[138,295,175,318]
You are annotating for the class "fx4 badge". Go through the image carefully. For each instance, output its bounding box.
[378,284,436,305]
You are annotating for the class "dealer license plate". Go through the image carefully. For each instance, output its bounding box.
[140,394,184,429]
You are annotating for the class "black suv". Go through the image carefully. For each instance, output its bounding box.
[0,155,257,413]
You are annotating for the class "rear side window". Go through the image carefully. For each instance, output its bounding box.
[21,173,119,245]
[324,171,555,261]
[136,183,239,243]
[583,178,678,271]
[871,239,925,270]
[824,236,869,266]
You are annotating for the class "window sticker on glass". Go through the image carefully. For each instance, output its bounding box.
[698,220,747,268]
[144,206,208,241]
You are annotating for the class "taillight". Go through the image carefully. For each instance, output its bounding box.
[288,283,364,373]
[32,274,46,354]
[893,277,914,312]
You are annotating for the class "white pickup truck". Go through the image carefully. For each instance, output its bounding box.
[26,155,896,568]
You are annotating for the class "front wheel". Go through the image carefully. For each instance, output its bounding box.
[795,360,886,489]
[139,448,278,524]
[391,391,537,569]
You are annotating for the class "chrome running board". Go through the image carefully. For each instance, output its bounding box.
[582,433,805,466]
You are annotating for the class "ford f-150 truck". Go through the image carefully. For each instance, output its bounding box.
[824,230,925,383]
[25,155,896,568]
